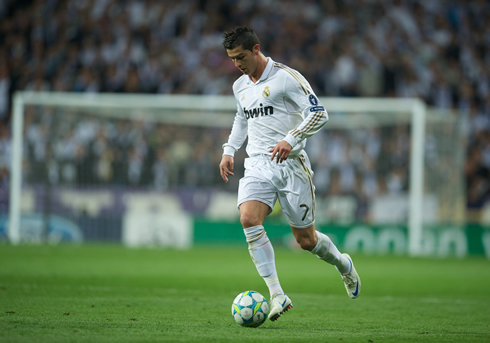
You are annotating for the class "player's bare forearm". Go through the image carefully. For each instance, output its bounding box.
[219,155,235,182]
[269,140,292,163]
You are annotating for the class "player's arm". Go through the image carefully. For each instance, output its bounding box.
[220,104,248,182]
[284,75,328,147]
[219,154,234,183]
[283,100,328,148]
[270,74,328,163]
[269,140,293,164]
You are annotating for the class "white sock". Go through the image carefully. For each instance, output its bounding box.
[244,225,283,298]
[311,231,351,274]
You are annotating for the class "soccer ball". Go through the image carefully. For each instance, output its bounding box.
[231,290,269,327]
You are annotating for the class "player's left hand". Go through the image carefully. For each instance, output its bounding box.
[269,140,292,163]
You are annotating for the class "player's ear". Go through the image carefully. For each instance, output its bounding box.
[253,44,260,55]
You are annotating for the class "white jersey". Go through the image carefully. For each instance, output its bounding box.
[223,57,328,158]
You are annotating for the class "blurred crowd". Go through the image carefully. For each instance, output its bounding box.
[0,0,489,221]
[21,106,235,191]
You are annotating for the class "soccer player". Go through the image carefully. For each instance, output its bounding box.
[219,27,361,322]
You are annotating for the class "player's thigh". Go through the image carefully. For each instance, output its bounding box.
[239,200,271,228]
[237,175,277,223]
[277,179,315,229]
[238,175,277,208]
[277,154,315,228]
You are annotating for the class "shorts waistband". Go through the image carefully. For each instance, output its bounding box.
[249,152,303,159]
[249,153,271,159]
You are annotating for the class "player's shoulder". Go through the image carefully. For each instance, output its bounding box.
[271,61,310,93]
[271,61,306,81]
[232,74,249,93]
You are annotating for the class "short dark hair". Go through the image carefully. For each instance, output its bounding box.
[222,26,260,51]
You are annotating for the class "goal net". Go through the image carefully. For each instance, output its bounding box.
[7,92,465,255]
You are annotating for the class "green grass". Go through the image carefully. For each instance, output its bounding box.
[0,244,489,342]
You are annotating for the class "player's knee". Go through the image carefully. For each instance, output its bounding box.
[240,213,261,228]
[296,235,316,251]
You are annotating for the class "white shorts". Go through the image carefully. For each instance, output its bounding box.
[237,153,316,229]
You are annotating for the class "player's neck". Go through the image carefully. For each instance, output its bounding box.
[249,55,268,84]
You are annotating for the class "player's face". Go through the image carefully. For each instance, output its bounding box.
[226,45,258,75]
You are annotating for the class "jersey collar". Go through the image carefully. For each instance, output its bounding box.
[248,57,274,85]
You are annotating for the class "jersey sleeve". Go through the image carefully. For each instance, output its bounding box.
[282,73,329,148]
[222,102,248,157]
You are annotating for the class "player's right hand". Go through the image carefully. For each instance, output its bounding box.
[219,155,235,183]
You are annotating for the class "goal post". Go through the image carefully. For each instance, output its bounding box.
[9,91,463,256]
[318,97,427,256]
[9,92,25,244]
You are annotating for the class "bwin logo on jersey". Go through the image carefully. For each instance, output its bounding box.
[244,103,274,119]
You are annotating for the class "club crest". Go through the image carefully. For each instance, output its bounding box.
[262,86,270,98]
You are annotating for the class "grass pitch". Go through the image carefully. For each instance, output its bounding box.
[0,244,489,342]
